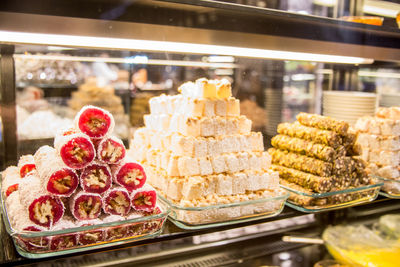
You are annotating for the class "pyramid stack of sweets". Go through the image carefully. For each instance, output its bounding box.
[129,78,281,222]
[354,107,400,194]
[1,106,162,252]
[270,112,373,207]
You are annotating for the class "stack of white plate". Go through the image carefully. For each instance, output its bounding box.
[323,91,377,125]
[264,88,283,135]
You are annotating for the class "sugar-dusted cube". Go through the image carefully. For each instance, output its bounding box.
[232,173,247,194]
[226,118,239,135]
[207,138,222,156]
[193,138,208,158]
[200,118,215,137]
[248,152,262,170]
[227,97,240,117]
[167,156,180,176]
[214,117,227,136]
[246,171,262,191]
[195,78,218,99]
[216,79,232,99]
[185,117,201,137]
[224,154,240,173]
[167,178,184,200]
[211,155,227,174]
[238,116,252,134]
[171,135,194,157]
[215,174,233,195]
[204,99,215,117]
[178,156,200,176]
[237,152,249,171]
[249,132,264,151]
[198,157,213,176]
[215,100,227,117]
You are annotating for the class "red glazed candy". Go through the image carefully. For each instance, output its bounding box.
[28,196,64,228]
[20,164,36,178]
[114,163,146,192]
[80,163,112,194]
[102,188,131,216]
[59,137,95,169]
[71,193,102,220]
[131,188,157,212]
[77,107,113,138]
[47,169,79,196]
[50,234,78,251]
[5,184,19,197]
[97,137,126,164]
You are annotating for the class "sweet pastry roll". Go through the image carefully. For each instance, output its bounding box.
[102,187,131,216]
[80,161,112,194]
[74,105,115,139]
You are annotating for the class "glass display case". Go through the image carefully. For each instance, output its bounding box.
[0,0,400,265]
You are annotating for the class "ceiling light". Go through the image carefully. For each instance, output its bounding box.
[0,30,374,64]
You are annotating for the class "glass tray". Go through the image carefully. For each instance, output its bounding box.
[376,177,400,199]
[1,193,170,259]
[281,182,383,213]
[160,189,289,230]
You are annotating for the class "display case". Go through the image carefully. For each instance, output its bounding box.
[0,0,400,265]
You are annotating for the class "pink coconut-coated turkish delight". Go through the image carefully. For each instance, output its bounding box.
[77,219,105,245]
[34,146,79,197]
[80,161,112,194]
[70,191,102,221]
[131,184,157,212]
[54,132,95,169]
[2,166,21,197]
[102,187,131,216]
[18,155,36,178]
[19,174,64,228]
[49,217,78,251]
[97,136,126,165]
[74,106,115,139]
[112,160,146,192]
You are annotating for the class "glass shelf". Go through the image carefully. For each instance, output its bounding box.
[161,190,289,230]
[282,182,383,213]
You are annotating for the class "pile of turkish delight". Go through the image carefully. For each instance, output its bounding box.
[354,107,400,194]
[270,113,374,207]
[129,78,282,224]
[1,106,162,252]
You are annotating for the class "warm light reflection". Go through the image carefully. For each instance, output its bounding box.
[1,31,374,64]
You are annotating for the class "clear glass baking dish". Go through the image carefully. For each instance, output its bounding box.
[376,177,400,199]
[1,192,170,259]
[281,182,383,213]
[160,189,289,230]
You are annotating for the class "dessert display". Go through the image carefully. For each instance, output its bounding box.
[129,78,287,227]
[15,53,87,86]
[271,113,380,211]
[68,78,130,139]
[18,109,74,140]
[1,106,168,257]
[354,107,400,197]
